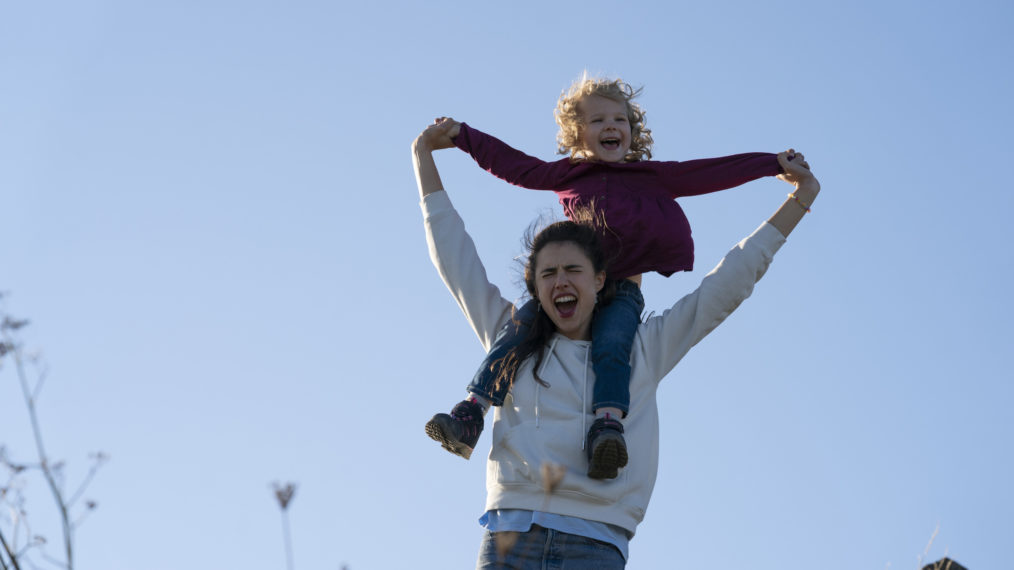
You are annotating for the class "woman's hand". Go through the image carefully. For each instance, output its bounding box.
[413,117,461,152]
[767,149,821,238]
[777,150,819,194]
[413,118,459,198]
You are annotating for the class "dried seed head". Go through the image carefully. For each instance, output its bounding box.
[494,531,519,559]
[540,462,566,494]
[89,451,110,463]
[272,481,297,510]
[1,317,29,331]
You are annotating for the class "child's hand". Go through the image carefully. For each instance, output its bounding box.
[437,116,461,139]
[776,149,818,190]
[415,117,460,151]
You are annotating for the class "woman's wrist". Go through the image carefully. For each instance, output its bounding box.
[412,137,433,154]
[413,140,444,197]
[787,192,812,213]
[791,179,820,206]
[767,177,821,237]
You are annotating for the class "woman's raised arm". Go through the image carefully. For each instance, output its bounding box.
[412,119,516,351]
[412,118,459,198]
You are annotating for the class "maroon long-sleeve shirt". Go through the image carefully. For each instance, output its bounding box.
[454,122,781,279]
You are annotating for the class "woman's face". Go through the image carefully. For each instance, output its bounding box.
[533,241,606,341]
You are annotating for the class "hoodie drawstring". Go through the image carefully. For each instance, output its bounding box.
[535,337,560,428]
[534,337,590,442]
[581,344,590,449]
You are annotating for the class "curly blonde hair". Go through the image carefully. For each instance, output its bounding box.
[554,75,654,162]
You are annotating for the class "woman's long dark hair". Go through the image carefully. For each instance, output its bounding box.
[492,219,615,393]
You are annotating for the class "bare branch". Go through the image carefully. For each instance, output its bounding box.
[271,482,297,570]
[1,310,85,570]
[29,363,48,404]
[0,529,22,570]
[10,353,73,569]
[70,503,97,530]
[13,535,44,560]
[66,455,108,510]
[38,548,68,570]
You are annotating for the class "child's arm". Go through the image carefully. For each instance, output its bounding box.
[452,121,574,190]
[655,152,783,198]
[639,153,819,380]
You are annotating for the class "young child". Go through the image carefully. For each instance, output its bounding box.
[425,76,785,479]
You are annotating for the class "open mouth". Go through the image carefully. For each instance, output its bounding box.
[554,294,578,318]
[600,138,621,151]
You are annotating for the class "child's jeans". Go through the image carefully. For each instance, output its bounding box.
[466,279,645,415]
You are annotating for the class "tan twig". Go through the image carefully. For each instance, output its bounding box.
[917,522,940,569]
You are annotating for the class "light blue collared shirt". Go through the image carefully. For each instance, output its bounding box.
[479,509,630,561]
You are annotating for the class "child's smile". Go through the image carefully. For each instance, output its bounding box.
[578,95,632,163]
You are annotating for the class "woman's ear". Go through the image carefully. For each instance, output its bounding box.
[594,271,606,293]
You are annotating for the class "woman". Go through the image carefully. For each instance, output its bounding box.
[413,119,820,569]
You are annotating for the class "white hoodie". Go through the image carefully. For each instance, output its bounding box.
[422,190,785,537]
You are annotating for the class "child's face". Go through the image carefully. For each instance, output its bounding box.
[578,95,632,163]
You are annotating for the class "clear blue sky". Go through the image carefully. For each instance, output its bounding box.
[2,1,1012,568]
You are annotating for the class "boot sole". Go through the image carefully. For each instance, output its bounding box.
[587,436,628,480]
[425,416,474,460]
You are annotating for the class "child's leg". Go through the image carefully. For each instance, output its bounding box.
[586,279,644,479]
[590,280,645,416]
[426,299,537,460]
[466,298,538,405]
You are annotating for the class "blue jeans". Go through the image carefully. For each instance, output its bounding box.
[468,280,645,415]
[476,526,625,569]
